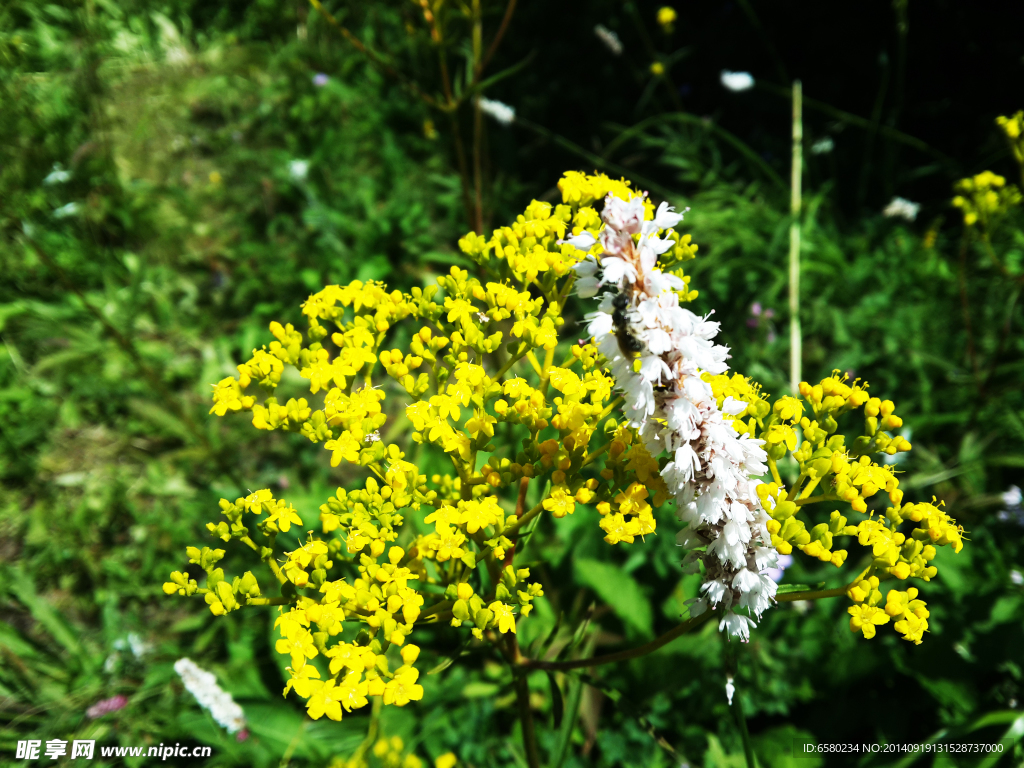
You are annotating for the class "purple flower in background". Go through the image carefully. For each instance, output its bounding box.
[87,695,127,719]
[762,554,793,583]
[312,73,329,87]
[747,302,775,328]
[236,729,250,743]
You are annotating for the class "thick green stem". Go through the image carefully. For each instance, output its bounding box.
[733,682,756,768]
[513,666,542,768]
[788,79,803,395]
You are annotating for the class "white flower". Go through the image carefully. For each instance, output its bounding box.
[578,189,778,641]
[1011,570,1024,586]
[288,159,309,182]
[725,676,735,705]
[720,70,754,92]
[810,137,834,155]
[1002,485,1022,508]
[174,658,246,734]
[883,196,920,222]
[114,632,153,658]
[594,25,623,56]
[479,97,515,126]
[53,202,81,219]
[44,164,71,185]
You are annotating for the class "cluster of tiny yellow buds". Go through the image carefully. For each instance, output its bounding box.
[458,200,579,284]
[329,734,425,768]
[594,481,656,545]
[557,171,638,208]
[209,376,255,416]
[848,580,931,644]
[952,170,1023,228]
[448,566,542,637]
[735,368,965,645]
[996,111,1024,166]
[760,484,848,566]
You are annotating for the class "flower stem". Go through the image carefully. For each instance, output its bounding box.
[733,681,756,768]
[788,79,803,395]
[512,647,542,768]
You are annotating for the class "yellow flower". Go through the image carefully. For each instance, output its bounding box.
[656,7,677,29]
[489,601,517,634]
[283,664,322,699]
[542,486,576,518]
[847,604,890,639]
[306,679,343,721]
[383,667,424,706]
[336,672,370,712]
[650,61,665,76]
[275,624,318,670]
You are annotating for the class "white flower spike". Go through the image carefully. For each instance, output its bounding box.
[568,190,779,640]
[720,70,755,92]
[174,658,246,734]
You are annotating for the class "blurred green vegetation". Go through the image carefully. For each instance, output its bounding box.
[1,1,1023,767]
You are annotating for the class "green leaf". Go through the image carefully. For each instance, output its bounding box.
[776,582,826,595]
[3,567,83,661]
[462,681,501,698]
[573,558,653,637]
[546,671,564,729]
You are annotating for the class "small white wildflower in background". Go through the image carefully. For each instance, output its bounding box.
[720,70,754,92]
[313,72,329,87]
[1003,486,1022,508]
[999,485,1024,526]
[883,196,921,221]
[479,97,515,126]
[1011,570,1024,586]
[44,164,71,185]
[811,136,834,155]
[114,632,152,658]
[288,159,309,182]
[53,202,81,219]
[725,676,735,705]
[174,658,246,734]
[594,24,623,55]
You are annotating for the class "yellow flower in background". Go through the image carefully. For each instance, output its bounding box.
[952,170,1022,228]
[996,111,1024,165]
[657,6,677,31]
[650,61,665,76]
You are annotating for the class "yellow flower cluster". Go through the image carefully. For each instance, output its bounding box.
[997,111,1024,167]
[168,171,967,735]
[952,171,1022,228]
[708,370,965,645]
[174,172,714,721]
[329,734,426,768]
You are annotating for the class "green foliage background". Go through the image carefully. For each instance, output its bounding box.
[1,1,1023,767]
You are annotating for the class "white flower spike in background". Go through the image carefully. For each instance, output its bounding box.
[594,25,624,56]
[720,70,755,92]
[174,658,246,734]
[883,196,921,222]
[479,98,515,126]
[568,191,779,640]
